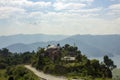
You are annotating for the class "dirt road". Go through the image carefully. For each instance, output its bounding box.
[25,65,68,80]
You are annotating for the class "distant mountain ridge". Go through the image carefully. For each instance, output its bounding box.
[58,35,120,57]
[0,34,68,48]
[4,34,120,58]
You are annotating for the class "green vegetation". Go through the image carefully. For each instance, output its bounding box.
[0,69,8,80]
[32,44,116,79]
[6,65,40,80]
[0,48,35,68]
[0,44,117,80]
[0,65,40,80]
[0,48,39,80]
[112,68,120,80]
[104,55,116,70]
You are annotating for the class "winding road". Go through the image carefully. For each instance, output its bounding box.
[25,65,68,80]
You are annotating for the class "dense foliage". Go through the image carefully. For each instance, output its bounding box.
[6,65,40,80]
[104,55,116,70]
[0,44,117,80]
[0,65,40,80]
[32,44,116,79]
[0,48,38,80]
[0,48,35,69]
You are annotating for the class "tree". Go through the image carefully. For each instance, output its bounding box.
[36,54,44,70]
[103,55,116,70]
[36,48,51,70]
[21,52,33,64]
[91,59,100,70]
[57,43,60,47]
[76,53,82,62]
[64,44,70,49]
[0,48,11,57]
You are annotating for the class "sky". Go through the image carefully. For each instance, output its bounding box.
[0,0,120,35]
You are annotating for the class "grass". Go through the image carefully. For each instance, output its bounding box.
[0,69,8,80]
[112,68,120,80]
[66,75,112,80]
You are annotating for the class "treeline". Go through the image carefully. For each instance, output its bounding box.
[0,48,38,80]
[0,48,35,69]
[0,44,117,80]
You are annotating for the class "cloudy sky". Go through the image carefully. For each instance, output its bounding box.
[0,0,120,35]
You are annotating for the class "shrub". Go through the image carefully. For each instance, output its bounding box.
[6,65,40,80]
[43,64,55,74]
[0,63,7,69]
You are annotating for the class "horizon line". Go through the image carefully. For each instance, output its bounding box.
[0,33,120,37]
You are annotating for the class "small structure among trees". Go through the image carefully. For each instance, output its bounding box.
[45,45,61,61]
[32,44,116,79]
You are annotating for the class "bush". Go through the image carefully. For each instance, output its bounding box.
[43,64,55,74]
[6,65,40,80]
[54,65,67,75]
[0,63,7,69]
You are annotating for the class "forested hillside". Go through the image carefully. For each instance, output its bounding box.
[0,44,117,80]
[0,48,39,80]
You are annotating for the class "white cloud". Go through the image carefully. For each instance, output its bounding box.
[0,0,52,9]
[0,0,120,35]
[0,6,25,19]
[0,10,120,35]
[0,0,52,19]
[53,2,86,10]
[68,8,102,13]
[25,12,120,35]
[56,0,94,3]
[109,4,120,9]
[107,4,120,17]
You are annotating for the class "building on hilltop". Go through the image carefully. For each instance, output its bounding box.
[44,44,77,62]
[44,45,61,61]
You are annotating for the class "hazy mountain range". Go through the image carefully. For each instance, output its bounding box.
[0,34,68,48]
[0,34,120,57]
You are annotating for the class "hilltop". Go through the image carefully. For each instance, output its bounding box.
[0,44,116,80]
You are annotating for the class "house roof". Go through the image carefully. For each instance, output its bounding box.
[44,45,59,51]
[47,45,58,49]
